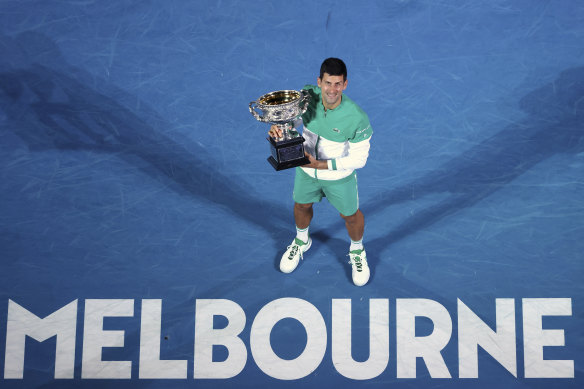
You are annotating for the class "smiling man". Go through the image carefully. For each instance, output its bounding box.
[269,58,373,286]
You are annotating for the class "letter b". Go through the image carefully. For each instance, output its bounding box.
[194,299,247,379]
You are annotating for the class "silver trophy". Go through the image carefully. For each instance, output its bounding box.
[249,89,311,170]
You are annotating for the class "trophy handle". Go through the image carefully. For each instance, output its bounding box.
[249,101,265,122]
[300,89,310,114]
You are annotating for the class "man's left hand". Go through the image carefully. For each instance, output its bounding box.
[303,152,328,170]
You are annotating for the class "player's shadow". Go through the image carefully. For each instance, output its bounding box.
[0,32,290,238]
[311,231,355,283]
[361,66,584,265]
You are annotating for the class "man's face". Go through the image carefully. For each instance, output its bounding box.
[317,72,347,109]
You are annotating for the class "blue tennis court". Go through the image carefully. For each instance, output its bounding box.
[0,1,582,388]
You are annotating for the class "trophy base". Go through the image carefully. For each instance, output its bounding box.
[267,136,309,171]
[267,156,310,171]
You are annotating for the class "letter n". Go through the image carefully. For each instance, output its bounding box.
[458,299,516,377]
[4,299,78,379]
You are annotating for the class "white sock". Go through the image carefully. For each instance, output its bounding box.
[296,226,309,243]
[350,238,364,252]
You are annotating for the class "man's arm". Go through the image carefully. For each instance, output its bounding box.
[302,136,371,170]
[304,114,372,171]
[329,137,371,170]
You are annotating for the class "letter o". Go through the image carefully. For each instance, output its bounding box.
[250,298,327,380]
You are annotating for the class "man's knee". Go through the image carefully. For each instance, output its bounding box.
[295,202,313,211]
[341,209,361,221]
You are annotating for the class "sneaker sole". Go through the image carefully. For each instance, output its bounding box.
[353,273,370,287]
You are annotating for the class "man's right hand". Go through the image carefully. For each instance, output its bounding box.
[268,125,283,139]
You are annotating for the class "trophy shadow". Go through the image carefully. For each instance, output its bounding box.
[0,31,291,239]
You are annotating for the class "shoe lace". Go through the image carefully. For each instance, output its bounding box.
[348,253,363,272]
[287,241,304,260]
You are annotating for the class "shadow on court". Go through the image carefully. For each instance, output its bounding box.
[0,32,290,239]
[360,66,584,271]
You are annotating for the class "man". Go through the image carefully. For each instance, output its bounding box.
[269,58,373,286]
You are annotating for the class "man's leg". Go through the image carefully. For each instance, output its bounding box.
[280,202,314,273]
[281,169,322,274]
[341,209,369,287]
[341,209,364,242]
[294,202,314,230]
[322,174,369,286]
[293,169,322,241]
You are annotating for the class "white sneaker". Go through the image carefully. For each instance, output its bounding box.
[348,249,370,286]
[280,237,312,273]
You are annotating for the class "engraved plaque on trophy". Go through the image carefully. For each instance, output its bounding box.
[249,89,310,170]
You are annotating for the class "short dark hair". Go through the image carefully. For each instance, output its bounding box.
[320,58,347,81]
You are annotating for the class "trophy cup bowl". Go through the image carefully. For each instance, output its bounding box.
[249,90,311,171]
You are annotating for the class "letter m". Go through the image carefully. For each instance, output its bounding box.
[4,299,78,379]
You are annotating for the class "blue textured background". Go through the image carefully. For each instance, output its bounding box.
[0,1,582,387]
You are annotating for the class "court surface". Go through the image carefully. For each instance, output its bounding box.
[0,1,582,388]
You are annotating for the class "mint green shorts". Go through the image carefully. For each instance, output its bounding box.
[293,168,359,216]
